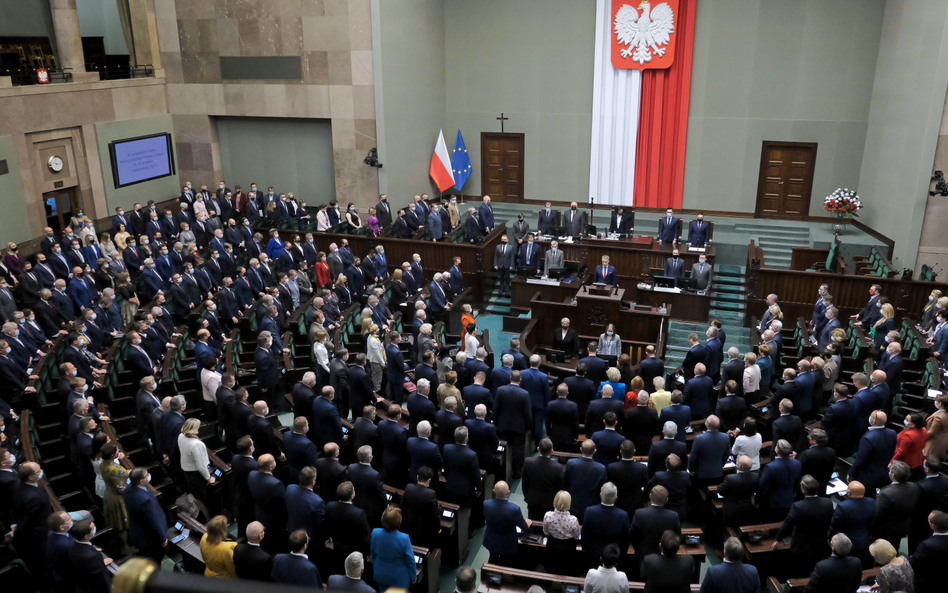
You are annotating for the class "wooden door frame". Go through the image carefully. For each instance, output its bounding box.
[480,132,525,203]
[43,187,78,232]
[754,140,818,220]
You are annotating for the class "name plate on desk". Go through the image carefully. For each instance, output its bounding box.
[688,247,706,253]
[651,286,682,294]
[526,278,562,286]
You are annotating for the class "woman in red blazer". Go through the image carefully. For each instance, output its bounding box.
[892,412,928,480]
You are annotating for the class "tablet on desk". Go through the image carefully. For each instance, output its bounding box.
[170,534,187,545]
[174,522,183,531]
[442,509,455,519]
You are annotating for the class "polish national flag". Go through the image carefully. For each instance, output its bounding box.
[429,129,456,192]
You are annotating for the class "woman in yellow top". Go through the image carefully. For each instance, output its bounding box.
[99,443,128,530]
[648,376,672,415]
[199,515,237,578]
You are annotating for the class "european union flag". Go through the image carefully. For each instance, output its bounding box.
[451,129,472,192]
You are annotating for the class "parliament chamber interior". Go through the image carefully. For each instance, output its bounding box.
[1,1,948,593]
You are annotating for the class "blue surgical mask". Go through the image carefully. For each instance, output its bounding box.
[37,470,44,481]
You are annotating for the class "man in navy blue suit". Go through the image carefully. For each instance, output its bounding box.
[429,273,451,316]
[847,410,897,496]
[852,284,882,327]
[67,519,113,592]
[805,533,864,593]
[124,467,167,563]
[478,196,495,234]
[46,511,75,592]
[493,235,515,296]
[795,359,817,419]
[518,235,541,275]
[501,338,528,371]
[408,420,442,482]
[818,306,842,350]
[593,255,616,285]
[687,214,711,246]
[909,510,948,593]
[688,415,731,488]
[585,384,624,437]
[521,354,551,441]
[284,417,320,485]
[547,383,579,452]
[565,440,608,521]
[773,475,835,576]
[494,371,532,479]
[443,426,482,510]
[255,332,279,408]
[829,481,877,567]
[683,363,713,419]
[705,327,723,384]
[869,369,891,415]
[629,485,681,560]
[821,384,857,457]
[681,332,708,382]
[249,454,289,554]
[656,208,679,245]
[327,552,376,592]
[312,386,344,450]
[877,341,904,397]
[378,404,410,488]
[407,382,436,438]
[385,332,408,403]
[466,404,499,470]
[810,284,830,336]
[637,346,665,393]
[659,392,691,444]
[482,480,529,565]
[271,529,323,588]
[449,257,464,294]
[648,421,687,478]
[701,537,760,593]
[286,467,327,563]
[759,439,803,522]
[426,206,443,241]
[581,482,630,563]
[436,398,464,453]
[465,371,494,420]
[579,342,609,387]
[591,412,624,466]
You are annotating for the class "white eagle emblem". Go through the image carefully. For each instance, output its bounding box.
[614,1,675,65]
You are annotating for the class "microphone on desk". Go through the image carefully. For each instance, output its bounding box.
[613,284,619,296]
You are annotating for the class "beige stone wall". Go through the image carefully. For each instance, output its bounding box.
[917,90,948,277]
[155,0,379,206]
[0,77,168,239]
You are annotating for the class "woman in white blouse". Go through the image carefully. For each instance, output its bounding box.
[742,352,761,402]
[731,417,763,471]
[178,418,215,503]
[200,355,222,421]
[366,325,386,392]
[312,329,331,385]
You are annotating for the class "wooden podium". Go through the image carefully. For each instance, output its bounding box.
[576,285,624,329]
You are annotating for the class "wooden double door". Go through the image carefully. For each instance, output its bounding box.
[755,141,817,219]
[481,133,524,202]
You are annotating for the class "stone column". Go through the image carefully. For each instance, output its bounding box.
[48,0,86,74]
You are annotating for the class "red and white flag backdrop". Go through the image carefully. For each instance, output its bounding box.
[588,0,696,208]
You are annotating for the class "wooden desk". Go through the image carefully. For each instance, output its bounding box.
[478,563,702,592]
[620,282,711,323]
[532,237,715,279]
[782,567,880,592]
[511,274,588,311]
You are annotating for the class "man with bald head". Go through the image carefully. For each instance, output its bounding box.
[249,400,285,462]
[234,521,272,581]
[869,369,890,415]
[248,454,288,553]
[482,481,530,565]
[848,410,896,497]
[830,480,877,567]
[688,415,731,488]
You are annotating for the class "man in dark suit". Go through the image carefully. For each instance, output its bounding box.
[494,371,532,479]
[640,531,696,593]
[659,393,691,445]
[564,440,607,521]
[466,404,499,471]
[286,466,327,564]
[910,456,948,554]
[701,537,759,593]
[759,439,803,522]
[848,411,897,496]
[284,417,320,486]
[663,249,685,282]
[683,364,714,419]
[829,481,877,567]
[312,383,345,448]
[805,533,864,593]
[443,427,482,510]
[705,326,724,383]
[248,401,284,462]
[852,284,882,327]
[604,440,648,516]
[648,421,687,478]
[798,429,837,496]
[254,332,279,408]
[325,481,372,568]
[821,384,857,458]
[715,380,746,434]
[67,520,112,592]
[401,466,441,550]
[408,421,442,482]
[124,468,167,564]
[585,386,625,437]
[231,437,258,538]
[579,342,609,387]
[878,341,904,397]
[687,214,711,246]
[818,306,842,350]
[593,255,616,285]
[518,235,541,275]
[270,529,322,587]
[637,347,665,394]
[234,521,272,581]
[656,208,679,244]
[311,443,347,504]
[552,318,581,360]
[562,202,585,237]
[249,454,289,554]
[581,482,630,563]
[348,445,386,524]
[521,438,564,520]
[592,412,625,466]
[12,462,53,580]
[493,235,515,296]
[630,486,681,561]
[623,390,659,456]
[910,510,948,593]
[772,398,806,454]
[158,395,187,486]
[326,551,376,593]
[502,337,529,371]
[687,415,730,488]
[681,333,708,382]
[546,384,579,452]
[45,511,75,593]
[717,456,759,529]
[521,355,551,443]
[773,475,834,575]
[377,404,409,487]
[874,461,919,550]
[482,480,529,565]
[436,400,464,454]
[537,202,557,235]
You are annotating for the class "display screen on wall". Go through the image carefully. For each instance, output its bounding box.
[108,133,175,188]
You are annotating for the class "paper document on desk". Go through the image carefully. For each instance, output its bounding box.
[928,389,942,400]
[723,461,736,470]
[827,479,848,496]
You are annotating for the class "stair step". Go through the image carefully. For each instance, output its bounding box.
[713,293,743,303]
[717,265,745,275]
[713,302,745,311]
[733,225,810,237]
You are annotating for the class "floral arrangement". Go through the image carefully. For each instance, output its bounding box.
[824,188,862,216]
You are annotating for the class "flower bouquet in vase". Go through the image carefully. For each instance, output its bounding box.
[823,188,862,234]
